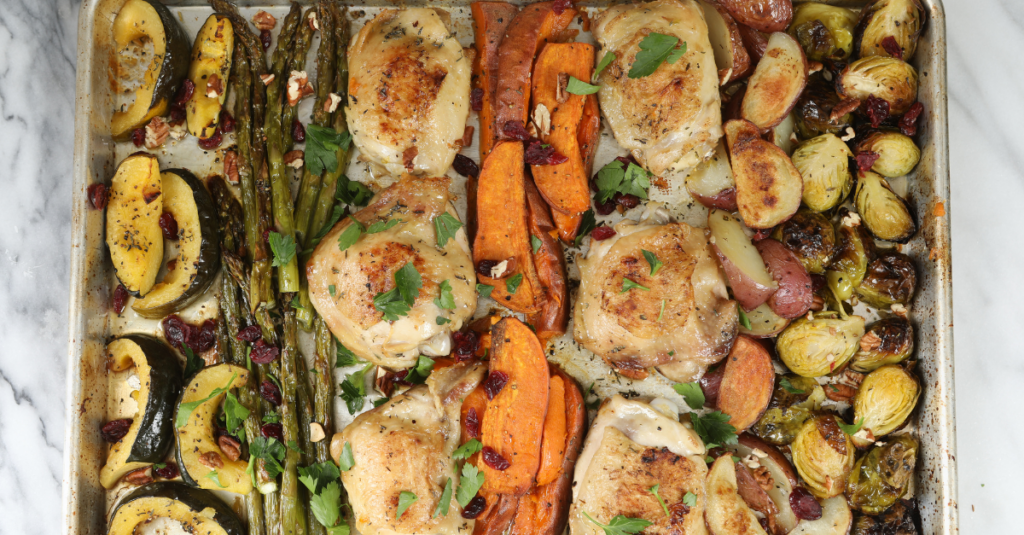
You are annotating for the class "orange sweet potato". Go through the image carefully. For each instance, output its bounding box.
[494,2,577,136]
[473,2,519,158]
[525,178,569,339]
[535,374,567,486]
[473,492,520,535]
[474,141,545,314]
[478,317,550,495]
[578,93,601,178]
[551,210,583,244]
[530,43,594,215]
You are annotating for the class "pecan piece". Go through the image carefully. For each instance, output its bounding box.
[144,116,169,149]
[556,72,570,104]
[206,74,224,98]
[286,71,314,106]
[324,92,342,113]
[284,150,304,169]
[124,466,154,486]
[260,73,275,86]
[251,10,276,31]
[224,150,240,184]
[199,451,224,469]
[217,435,242,461]
[831,97,862,123]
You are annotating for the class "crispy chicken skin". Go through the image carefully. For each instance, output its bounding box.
[570,396,709,535]
[306,175,476,369]
[347,8,472,177]
[593,0,722,175]
[331,362,486,535]
[573,205,738,382]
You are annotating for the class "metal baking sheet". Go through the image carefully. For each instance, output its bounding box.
[63,0,956,533]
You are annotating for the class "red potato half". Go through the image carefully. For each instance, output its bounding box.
[734,434,799,533]
[724,119,803,229]
[738,302,790,338]
[698,0,752,85]
[705,456,770,535]
[741,32,808,132]
[717,336,775,431]
[755,239,813,319]
[717,0,793,33]
[686,140,738,211]
[708,208,778,311]
[789,496,852,535]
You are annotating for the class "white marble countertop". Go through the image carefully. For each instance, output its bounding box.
[0,0,1017,532]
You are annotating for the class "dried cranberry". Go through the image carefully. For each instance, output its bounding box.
[100,419,133,443]
[476,260,499,278]
[810,274,827,293]
[864,95,890,129]
[168,106,186,126]
[159,212,179,240]
[481,446,511,470]
[292,119,306,143]
[174,79,195,107]
[552,0,572,15]
[483,371,509,400]
[219,110,236,133]
[453,330,480,360]
[502,120,531,141]
[465,407,481,439]
[594,196,617,216]
[263,228,272,244]
[153,462,180,479]
[236,325,263,343]
[198,131,223,150]
[87,183,108,210]
[881,36,903,59]
[616,193,640,209]
[470,88,484,112]
[591,226,617,241]
[462,496,486,519]
[194,320,217,353]
[789,488,823,521]
[259,380,282,405]
[250,339,280,364]
[525,139,569,166]
[453,154,480,178]
[899,102,924,137]
[260,29,273,50]
[162,314,194,350]
[112,284,129,315]
[130,127,146,147]
[261,422,284,441]
[855,151,881,172]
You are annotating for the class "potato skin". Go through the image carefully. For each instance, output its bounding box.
[718,0,794,33]
[756,239,813,319]
[713,243,776,311]
[693,187,739,212]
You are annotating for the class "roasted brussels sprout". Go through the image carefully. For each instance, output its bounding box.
[856,0,926,61]
[854,171,916,243]
[851,499,920,535]
[772,210,837,274]
[752,375,827,445]
[852,365,920,447]
[838,56,919,115]
[795,74,853,138]
[857,252,917,308]
[792,134,854,212]
[777,311,865,377]
[789,3,859,61]
[827,210,877,301]
[852,317,914,372]
[855,131,921,178]
[791,415,856,499]
[846,434,918,514]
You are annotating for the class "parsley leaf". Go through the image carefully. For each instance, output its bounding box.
[595,159,651,203]
[437,316,451,325]
[737,304,752,330]
[305,125,352,175]
[657,299,666,322]
[336,174,372,206]
[642,250,663,275]
[649,484,670,517]
[248,436,286,479]
[433,478,454,518]
[299,462,342,494]
[269,231,297,267]
[476,283,494,299]
[395,262,423,305]
[531,235,543,254]
[682,492,697,507]
[628,33,687,79]
[434,212,464,247]
[374,289,411,321]
[339,363,373,414]
[205,469,227,488]
[223,392,250,439]
[175,373,238,428]
[434,280,456,310]
[593,52,616,82]
[309,481,346,533]
[366,219,400,234]
[403,355,436,385]
[397,491,418,518]
[337,216,365,251]
[339,441,356,471]
[456,463,485,508]
[779,377,806,394]
[567,76,601,95]
[506,273,524,294]
[582,511,653,535]
[837,417,865,436]
[692,410,739,447]
[621,278,650,293]
[673,382,706,410]
[575,209,598,247]
[452,439,483,461]
[336,340,362,368]
[182,345,204,379]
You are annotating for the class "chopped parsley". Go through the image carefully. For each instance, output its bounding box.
[737,304,751,330]
[691,410,739,447]
[269,231,297,268]
[434,280,456,310]
[373,262,422,321]
[476,283,494,299]
[175,373,238,428]
[531,234,543,254]
[574,209,598,247]
[649,484,670,517]
[780,377,806,394]
[452,439,483,461]
[339,362,374,414]
[628,33,687,79]
[433,478,454,518]
[593,52,616,82]
[642,250,663,275]
[596,159,651,203]
[336,174,373,207]
[621,278,650,293]
[338,441,356,471]
[567,76,601,95]
[223,392,250,439]
[582,512,653,535]
[506,273,524,294]
[396,491,418,518]
[838,417,866,436]
[434,212,464,247]
[673,382,706,410]
[305,125,352,175]
[335,340,362,368]
[456,463,485,508]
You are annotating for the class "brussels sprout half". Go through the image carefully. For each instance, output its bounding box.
[851,316,914,372]
[846,434,918,514]
[855,131,921,178]
[852,365,920,447]
[752,375,826,445]
[854,171,917,243]
[827,210,878,301]
[857,252,917,308]
[772,210,838,274]
[838,56,919,115]
[791,415,857,499]
[789,3,859,61]
[856,0,926,61]
[777,311,865,377]
[851,499,920,535]
[795,74,853,138]
[792,134,854,212]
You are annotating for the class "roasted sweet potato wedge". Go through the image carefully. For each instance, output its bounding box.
[551,210,583,244]
[473,2,519,158]
[724,119,803,229]
[718,0,793,33]
[578,93,601,178]
[526,178,569,339]
[716,335,775,431]
[473,492,520,535]
[478,317,550,495]
[741,32,808,132]
[474,141,545,314]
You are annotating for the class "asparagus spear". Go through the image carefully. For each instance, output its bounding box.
[311,316,335,464]
[279,306,309,535]
[282,12,317,151]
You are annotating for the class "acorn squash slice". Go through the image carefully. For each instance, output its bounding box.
[108,481,245,535]
[186,14,234,139]
[100,336,183,489]
[110,0,191,139]
[132,169,221,318]
[106,153,164,297]
[175,363,252,494]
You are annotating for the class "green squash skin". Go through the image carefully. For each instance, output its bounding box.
[174,364,247,490]
[109,481,245,535]
[122,334,183,464]
[145,0,192,114]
